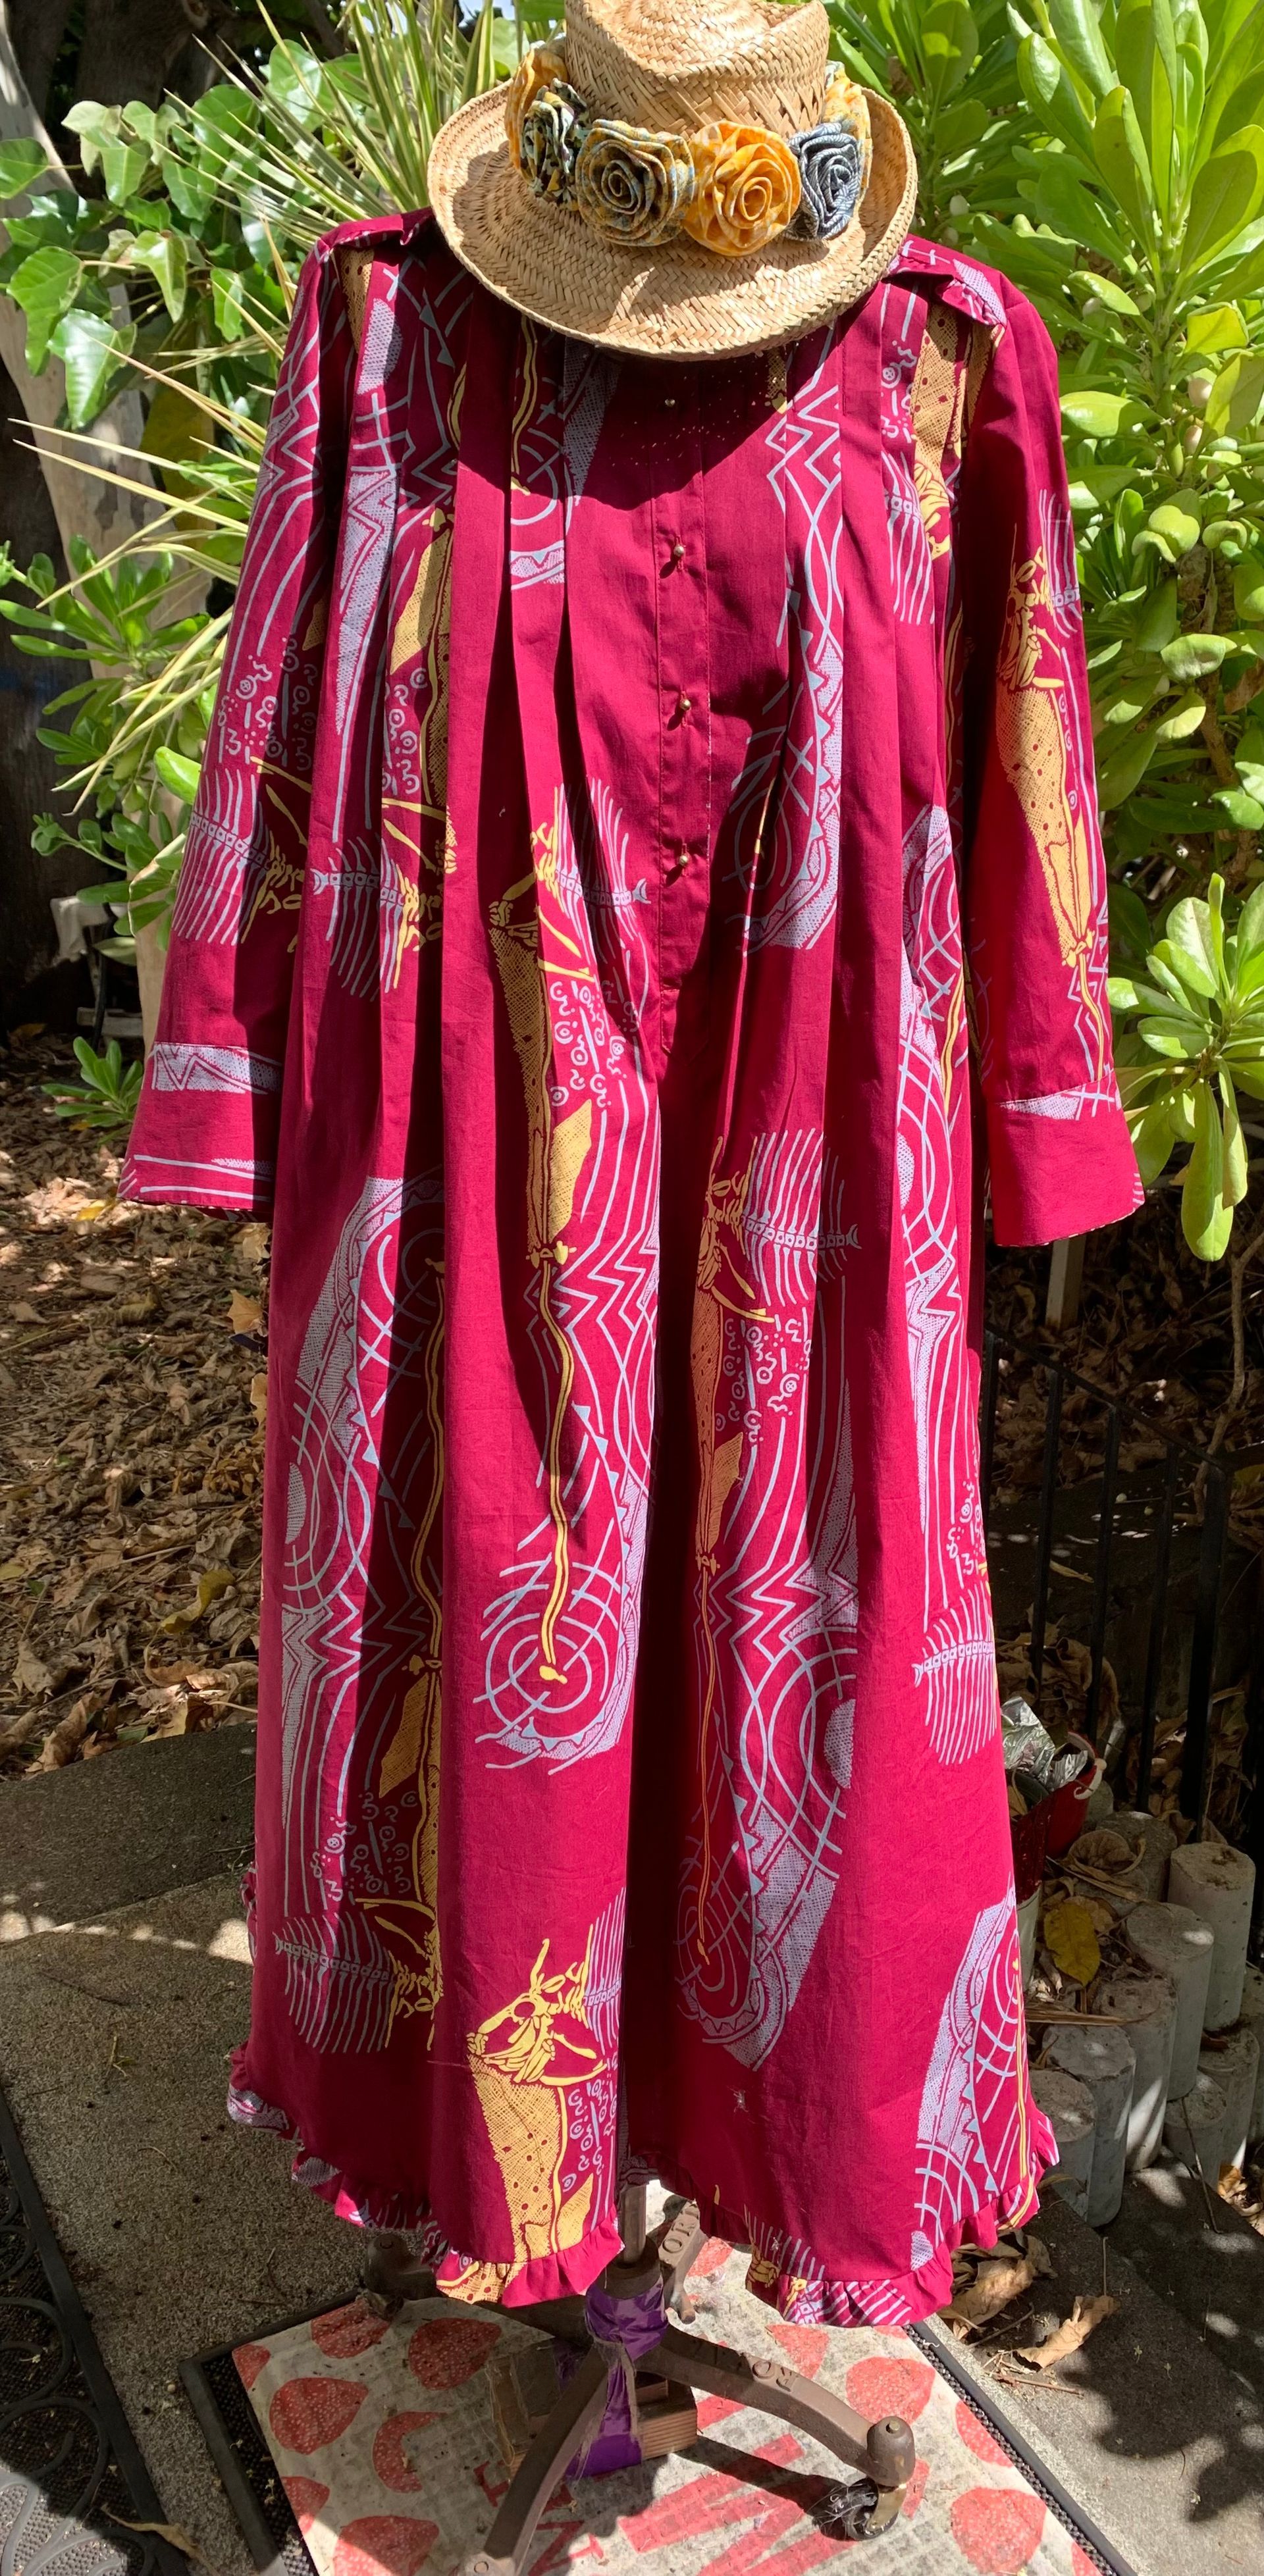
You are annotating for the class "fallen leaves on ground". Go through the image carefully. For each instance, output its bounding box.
[0,1037,265,1775]
[1015,2294,1119,2371]
[942,2233,1053,2337]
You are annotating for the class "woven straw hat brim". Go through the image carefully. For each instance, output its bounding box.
[427,86,916,361]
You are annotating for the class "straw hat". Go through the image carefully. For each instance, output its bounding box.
[427,0,916,361]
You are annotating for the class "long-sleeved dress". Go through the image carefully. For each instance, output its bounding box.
[121,211,1142,2328]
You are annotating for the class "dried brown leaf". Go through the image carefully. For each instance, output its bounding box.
[228,1291,262,1335]
[943,2254,1038,2332]
[1016,2294,1119,2370]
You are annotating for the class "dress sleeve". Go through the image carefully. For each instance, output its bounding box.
[958,282,1143,1249]
[120,242,357,1216]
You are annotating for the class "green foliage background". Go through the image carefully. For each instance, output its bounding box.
[4,0,1264,1262]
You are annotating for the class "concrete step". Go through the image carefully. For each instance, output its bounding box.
[928,2187,1264,2576]
[1109,2155,1264,2408]
[2,1724,256,1940]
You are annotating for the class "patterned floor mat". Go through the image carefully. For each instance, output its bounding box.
[206,2238,1132,2576]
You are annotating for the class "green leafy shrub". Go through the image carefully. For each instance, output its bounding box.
[43,1038,144,1131]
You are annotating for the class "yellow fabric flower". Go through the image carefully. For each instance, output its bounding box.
[683,122,801,257]
[822,72,873,198]
[505,40,569,172]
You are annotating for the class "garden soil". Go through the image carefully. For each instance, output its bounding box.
[0,1032,265,1778]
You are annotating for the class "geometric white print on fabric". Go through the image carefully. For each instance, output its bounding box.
[276,1169,444,2053]
[477,784,660,1772]
[739,325,845,954]
[911,1895,1027,2270]
[897,941,997,1765]
[678,1135,856,2071]
[149,1043,282,1095]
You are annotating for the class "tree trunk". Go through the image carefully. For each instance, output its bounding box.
[0,6,155,566]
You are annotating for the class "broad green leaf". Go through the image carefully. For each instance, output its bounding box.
[1147,950,1211,1012]
[1097,724,1159,804]
[161,152,216,227]
[1047,0,1117,97]
[1153,690,1207,739]
[0,140,49,201]
[265,42,327,129]
[7,246,82,373]
[1159,900,1219,992]
[1203,517,1250,548]
[1232,553,1264,619]
[1116,0,1178,220]
[1238,880,1264,970]
[1093,84,1156,241]
[1037,157,1132,262]
[211,265,249,340]
[153,748,201,802]
[1096,674,1164,725]
[1232,1061,1264,1096]
[1072,267,1142,314]
[102,138,151,202]
[1140,1016,1203,1055]
[1205,351,1264,433]
[1186,303,1248,352]
[1147,501,1201,553]
[1161,631,1230,679]
[1133,1096,1178,1183]
[130,228,188,322]
[1213,786,1264,824]
[1061,389,1133,436]
[62,99,120,176]
[1182,125,1264,271]
[1018,35,1100,164]
[1132,580,1180,650]
[47,310,133,427]
[1183,1080,1232,1256]
[1220,1069,1249,1203]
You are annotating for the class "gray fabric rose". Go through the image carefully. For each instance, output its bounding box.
[519,82,590,206]
[789,121,864,242]
[575,118,696,247]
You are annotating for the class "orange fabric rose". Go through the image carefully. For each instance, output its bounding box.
[504,41,569,172]
[683,122,801,257]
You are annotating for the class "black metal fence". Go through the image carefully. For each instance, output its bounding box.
[979,1331,1264,1935]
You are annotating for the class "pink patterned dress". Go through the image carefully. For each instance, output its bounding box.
[122,216,1141,2327]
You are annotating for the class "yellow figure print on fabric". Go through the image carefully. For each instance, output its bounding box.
[995,541,1105,1078]
[488,812,595,1687]
[909,303,962,562]
[467,1928,606,2273]
[691,1143,774,1961]
[358,1260,446,2032]
[381,494,458,989]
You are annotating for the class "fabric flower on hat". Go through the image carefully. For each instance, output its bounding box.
[519,82,590,206]
[789,121,864,242]
[575,118,695,246]
[822,71,873,196]
[504,40,569,171]
[683,122,801,257]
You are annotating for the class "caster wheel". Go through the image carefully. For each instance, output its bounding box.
[822,2478,901,2540]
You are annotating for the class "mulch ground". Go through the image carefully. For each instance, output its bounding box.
[0,1032,265,1776]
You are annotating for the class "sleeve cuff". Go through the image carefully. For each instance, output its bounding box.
[986,1091,1144,1247]
[120,1050,281,1216]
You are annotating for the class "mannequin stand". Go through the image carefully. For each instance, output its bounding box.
[366,2188,916,2573]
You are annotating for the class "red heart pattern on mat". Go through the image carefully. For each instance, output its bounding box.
[330,2514,439,2576]
[269,2375,369,2454]
[407,2315,500,2388]
[311,2300,391,2360]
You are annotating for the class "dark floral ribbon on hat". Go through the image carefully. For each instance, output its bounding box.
[504,45,871,258]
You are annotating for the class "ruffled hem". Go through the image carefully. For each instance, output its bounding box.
[650,2101,1058,2330]
[228,2051,1057,2329]
[226,2051,622,2307]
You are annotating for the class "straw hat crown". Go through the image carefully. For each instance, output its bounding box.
[426,0,917,359]
[563,0,831,138]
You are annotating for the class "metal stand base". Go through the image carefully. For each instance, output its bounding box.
[368,2189,916,2576]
